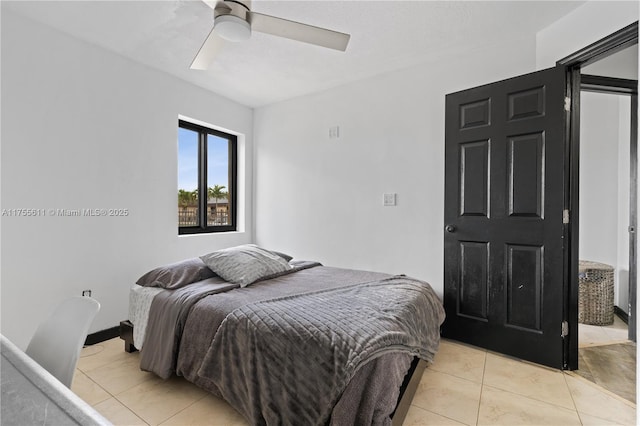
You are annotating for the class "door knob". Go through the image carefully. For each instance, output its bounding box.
[445,224,456,233]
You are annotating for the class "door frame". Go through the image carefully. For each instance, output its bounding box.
[580,74,638,340]
[557,21,638,370]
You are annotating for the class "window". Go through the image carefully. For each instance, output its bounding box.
[178,119,237,234]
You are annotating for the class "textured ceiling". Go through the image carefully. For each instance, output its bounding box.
[3,0,586,107]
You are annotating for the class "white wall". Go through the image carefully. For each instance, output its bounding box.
[1,9,254,349]
[579,92,632,312]
[253,35,537,294]
[536,1,639,70]
[579,92,621,266]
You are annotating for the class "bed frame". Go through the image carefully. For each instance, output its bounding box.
[119,320,425,425]
[120,320,136,353]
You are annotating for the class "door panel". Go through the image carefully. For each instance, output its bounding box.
[443,66,566,369]
[459,241,489,320]
[508,133,544,217]
[460,140,490,216]
[506,244,542,331]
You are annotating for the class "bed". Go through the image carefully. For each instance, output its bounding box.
[120,244,445,425]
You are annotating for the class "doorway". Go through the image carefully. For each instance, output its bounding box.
[576,74,637,402]
[558,23,638,402]
[558,21,638,371]
[578,87,634,341]
[579,44,638,344]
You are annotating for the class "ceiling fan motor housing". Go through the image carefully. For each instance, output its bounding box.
[214,0,250,20]
[213,0,252,42]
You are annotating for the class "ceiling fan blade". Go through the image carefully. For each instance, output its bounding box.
[190,27,225,70]
[249,12,350,52]
[202,0,218,10]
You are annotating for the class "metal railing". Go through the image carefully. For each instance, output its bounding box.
[178,209,229,226]
[179,210,198,226]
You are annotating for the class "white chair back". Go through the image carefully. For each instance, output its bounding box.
[26,296,100,388]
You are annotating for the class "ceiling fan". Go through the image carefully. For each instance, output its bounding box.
[191,0,351,69]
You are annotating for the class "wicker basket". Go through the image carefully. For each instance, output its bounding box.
[578,260,614,326]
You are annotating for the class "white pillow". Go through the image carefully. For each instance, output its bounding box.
[199,244,292,287]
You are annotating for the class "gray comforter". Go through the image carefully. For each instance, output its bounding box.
[141,261,320,379]
[198,276,444,425]
[139,279,238,378]
[141,262,445,425]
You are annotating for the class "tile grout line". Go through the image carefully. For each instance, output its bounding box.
[420,405,471,426]
[78,350,154,426]
[407,367,482,424]
[479,382,582,413]
[74,370,112,407]
[100,374,151,426]
[110,378,158,425]
[110,396,151,426]
[108,374,212,425]
[564,372,638,425]
[474,350,487,425]
[75,368,151,425]
[479,382,584,416]
[480,352,595,413]
[156,393,211,426]
[565,371,638,408]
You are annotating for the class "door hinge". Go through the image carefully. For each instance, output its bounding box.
[563,209,570,224]
[564,97,571,112]
[561,321,569,337]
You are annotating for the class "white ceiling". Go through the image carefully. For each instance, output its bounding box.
[4,0,586,108]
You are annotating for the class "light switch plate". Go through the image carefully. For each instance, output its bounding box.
[383,193,396,206]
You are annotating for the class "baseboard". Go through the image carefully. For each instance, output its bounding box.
[614,306,629,324]
[84,326,120,346]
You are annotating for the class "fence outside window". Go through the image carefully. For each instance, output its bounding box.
[178,209,229,226]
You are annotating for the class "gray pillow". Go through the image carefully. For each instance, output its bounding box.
[136,258,216,289]
[199,244,292,287]
[272,250,293,262]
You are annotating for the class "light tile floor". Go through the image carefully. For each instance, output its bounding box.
[578,316,630,348]
[576,316,636,402]
[72,337,637,425]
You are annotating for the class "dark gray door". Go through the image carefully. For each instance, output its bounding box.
[442,66,566,369]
